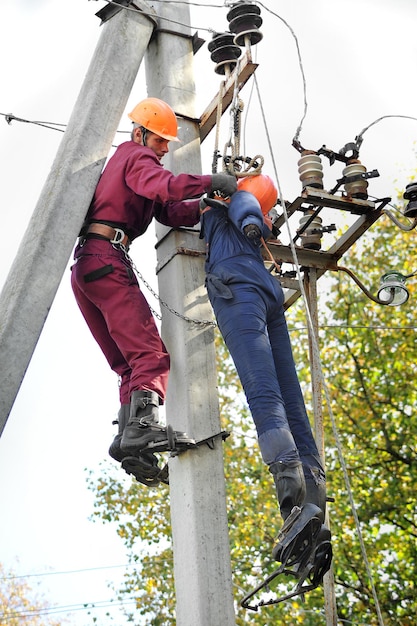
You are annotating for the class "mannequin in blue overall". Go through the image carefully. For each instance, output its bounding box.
[199,179,332,581]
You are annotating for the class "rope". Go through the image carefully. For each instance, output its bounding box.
[235,155,264,178]
[260,237,281,273]
[212,81,225,174]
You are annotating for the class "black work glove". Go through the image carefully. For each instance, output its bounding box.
[243,224,262,242]
[199,195,209,212]
[200,194,229,212]
[210,172,237,198]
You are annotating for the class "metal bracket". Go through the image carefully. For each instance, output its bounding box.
[170,430,230,457]
[199,51,258,142]
[152,29,206,55]
[196,430,230,450]
[156,244,206,274]
[95,0,157,25]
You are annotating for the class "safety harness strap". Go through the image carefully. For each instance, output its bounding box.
[86,222,131,249]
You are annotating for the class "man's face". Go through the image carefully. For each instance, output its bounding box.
[146,132,170,160]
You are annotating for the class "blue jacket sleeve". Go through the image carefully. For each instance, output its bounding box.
[228,190,264,233]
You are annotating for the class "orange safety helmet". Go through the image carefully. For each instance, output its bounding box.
[237,174,278,215]
[128,97,180,142]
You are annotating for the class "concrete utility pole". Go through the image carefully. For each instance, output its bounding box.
[0,2,156,434]
[145,2,236,625]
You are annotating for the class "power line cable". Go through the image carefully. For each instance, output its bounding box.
[1,562,132,581]
[0,112,67,133]
[0,598,137,621]
[255,0,308,143]
[355,114,417,148]
[93,0,220,32]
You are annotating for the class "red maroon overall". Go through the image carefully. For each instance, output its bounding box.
[71,140,212,404]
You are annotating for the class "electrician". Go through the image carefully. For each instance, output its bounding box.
[71,97,237,485]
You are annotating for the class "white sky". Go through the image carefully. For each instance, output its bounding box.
[0,0,416,624]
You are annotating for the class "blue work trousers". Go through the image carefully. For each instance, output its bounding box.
[208,276,319,460]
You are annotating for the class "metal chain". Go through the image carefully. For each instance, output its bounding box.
[124,249,217,328]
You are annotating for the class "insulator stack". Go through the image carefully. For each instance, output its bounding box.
[298,211,323,250]
[403,182,417,218]
[226,2,263,48]
[208,32,242,76]
[343,159,368,199]
[297,151,324,190]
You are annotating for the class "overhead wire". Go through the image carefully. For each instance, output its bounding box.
[1,598,137,621]
[1,563,139,621]
[355,114,417,147]
[255,0,308,143]
[1,562,132,580]
[93,0,221,32]
[0,112,67,133]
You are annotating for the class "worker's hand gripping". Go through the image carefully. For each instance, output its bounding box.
[199,194,230,213]
[210,172,237,199]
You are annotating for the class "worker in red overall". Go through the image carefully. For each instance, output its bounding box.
[71,97,237,485]
[199,174,331,585]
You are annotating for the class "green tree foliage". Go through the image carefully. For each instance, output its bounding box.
[87,195,416,625]
[289,204,417,624]
[0,563,64,626]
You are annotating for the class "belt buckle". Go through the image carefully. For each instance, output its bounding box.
[110,227,126,245]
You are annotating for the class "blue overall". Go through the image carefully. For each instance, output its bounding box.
[201,191,322,477]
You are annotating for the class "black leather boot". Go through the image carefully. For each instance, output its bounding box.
[303,469,332,582]
[271,461,323,566]
[108,404,130,462]
[258,428,322,565]
[120,390,195,455]
[258,427,306,518]
[120,390,164,454]
[271,460,307,520]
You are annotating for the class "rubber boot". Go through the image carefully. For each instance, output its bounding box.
[108,404,130,462]
[304,471,327,517]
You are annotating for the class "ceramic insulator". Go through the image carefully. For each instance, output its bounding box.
[343,160,368,199]
[298,152,324,190]
[298,212,323,250]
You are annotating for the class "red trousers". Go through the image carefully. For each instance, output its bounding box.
[71,238,169,405]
